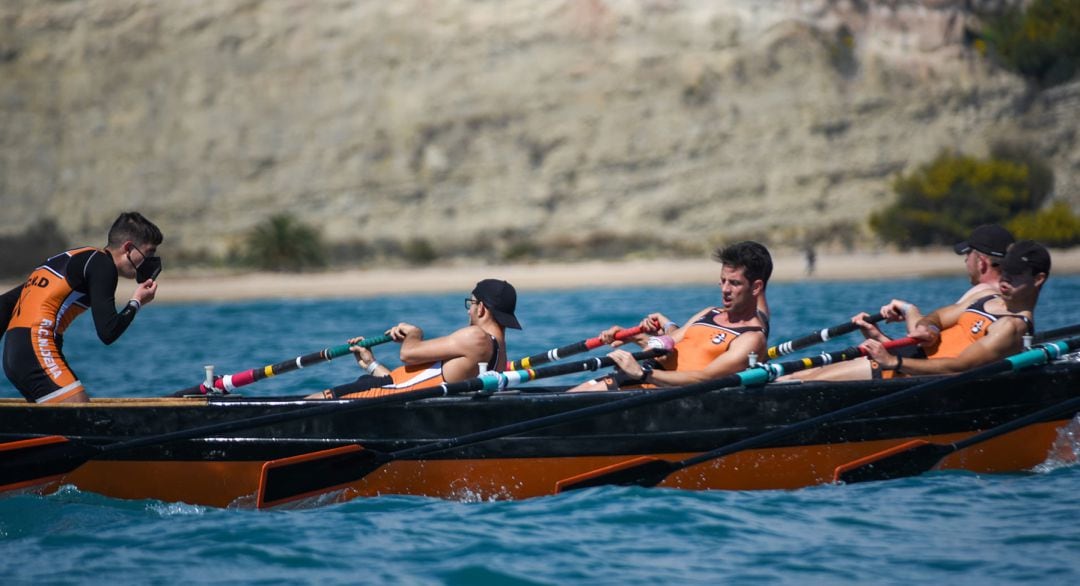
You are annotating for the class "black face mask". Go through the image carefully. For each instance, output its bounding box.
[136,256,162,283]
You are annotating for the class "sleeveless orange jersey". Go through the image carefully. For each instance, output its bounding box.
[926,295,1030,359]
[657,308,764,372]
[876,295,1032,379]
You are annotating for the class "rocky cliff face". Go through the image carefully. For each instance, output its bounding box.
[1,0,1075,260]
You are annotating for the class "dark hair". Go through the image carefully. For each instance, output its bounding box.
[713,241,773,285]
[107,212,163,248]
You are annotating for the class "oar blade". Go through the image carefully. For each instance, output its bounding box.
[257,444,382,508]
[555,456,677,493]
[0,436,98,492]
[833,440,953,484]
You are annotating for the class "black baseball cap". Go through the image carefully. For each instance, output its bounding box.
[953,224,1014,258]
[472,279,522,329]
[1001,240,1051,276]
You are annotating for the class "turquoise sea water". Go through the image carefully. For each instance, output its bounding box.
[2,274,1079,584]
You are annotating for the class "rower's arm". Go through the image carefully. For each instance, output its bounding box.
[398,325,490,366]
[884,319,1024,376]
[646,331,765,387]
[78,252,138,345]
[909,300,966,346]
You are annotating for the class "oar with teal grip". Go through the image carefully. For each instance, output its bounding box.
[555,336,1080,492]
[170,334,394,397]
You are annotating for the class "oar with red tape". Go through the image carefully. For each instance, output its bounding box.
[507,326,645,370]
[554,336,1080,493]
[170,334,393,397]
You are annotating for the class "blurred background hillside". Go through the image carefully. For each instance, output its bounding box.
[1,0,1078,274]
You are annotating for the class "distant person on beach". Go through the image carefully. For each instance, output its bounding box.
[0,212,163,403]
[784,240,1048,382]
[568,241,771,391]
[309,279,521,399]
[804,245,816,276]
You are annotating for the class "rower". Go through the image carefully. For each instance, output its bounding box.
[785,240,1050,381]
[309,279,522,399]
[568,241,772,391]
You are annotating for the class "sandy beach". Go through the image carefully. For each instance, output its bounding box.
[25,248,1068,303]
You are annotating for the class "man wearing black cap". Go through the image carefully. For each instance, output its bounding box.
[847,224,1014,345]
[952,223,1015,303]
[310,279,522,399]
[793,240,1049,381]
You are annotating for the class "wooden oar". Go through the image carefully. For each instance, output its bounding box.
[834,394,1080,484]
[0,348,667,496]
[767,312,885,359]
[507,326,645,370]
[554,336,1080,493]
[254,337,916,508]
[169,334,393,397]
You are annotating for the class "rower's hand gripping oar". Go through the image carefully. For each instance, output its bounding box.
[767,312,886,359]
[254,337,915,508]
[834,389,1080,484]
[0,347,668,498]
[555,336,1080,493]
[169,335,393,397]
[507,325,646,370]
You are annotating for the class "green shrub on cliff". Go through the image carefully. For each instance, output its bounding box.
[870,150,1051,248]
[244,214,326,272]
[980,0,1080,86]
[1007,202,1080,246]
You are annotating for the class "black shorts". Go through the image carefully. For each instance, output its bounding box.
[2,328,85,403]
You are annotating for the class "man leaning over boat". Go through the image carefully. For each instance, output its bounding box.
[308,279,522,399]
[0,212,163,403]
[784,240,1050,382]
[569,241,772,391]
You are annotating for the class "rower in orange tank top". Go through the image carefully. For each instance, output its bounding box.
[569,241,772,392]
[309,279,521,400]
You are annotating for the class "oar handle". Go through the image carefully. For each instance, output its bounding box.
[507,326,646,370]
[170,334,394,397]
[767,312,886,359]
[449,348,666,396]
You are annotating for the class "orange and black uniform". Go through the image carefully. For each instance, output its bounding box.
[606,308,765,390]
[872,295,1034,379]
[327,335,504,399]
[1,248,140,402]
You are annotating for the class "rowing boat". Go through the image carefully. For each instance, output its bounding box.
[2,353,1078,508]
